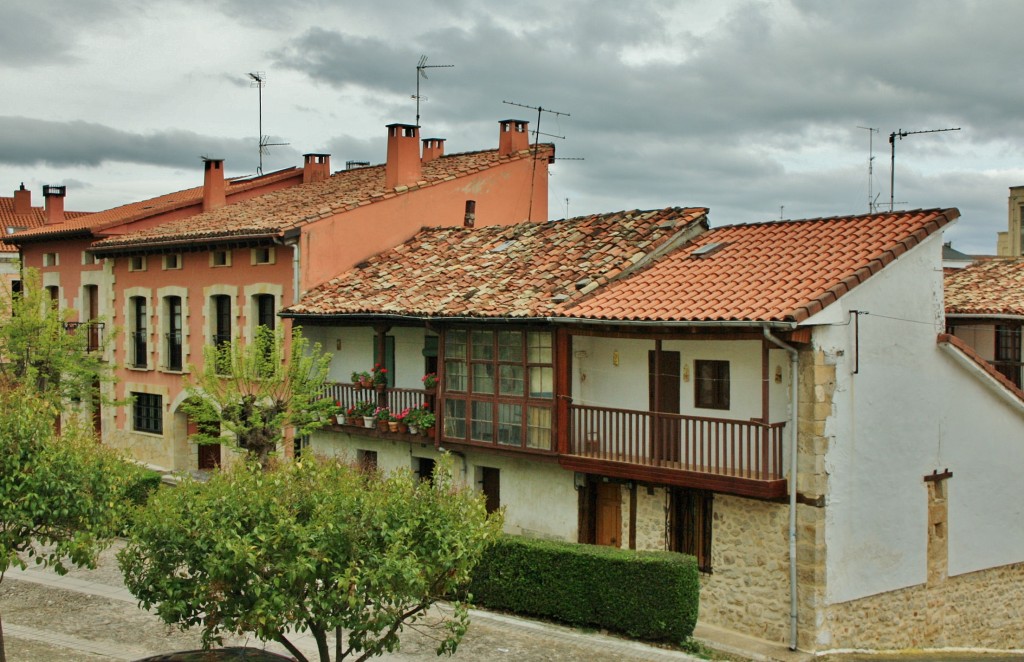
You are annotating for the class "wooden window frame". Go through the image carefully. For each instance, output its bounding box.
[210,250,232,268]
[441,327,555,451]
[671,488,713,573]
[165,295,183,372]
[128,256,147,272]
[163,254,182,270]
[694,359,730,410]
[130,296,148,369]
[132,392,163,434]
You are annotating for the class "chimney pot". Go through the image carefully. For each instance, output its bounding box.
[203,158,226,211]
[464,200,476,228]
[303,153,331,184]
[421,137,446,163]
[385,123,421,189]
[498,119,529,156]
[13,182,31,215]
[43,184,66,225]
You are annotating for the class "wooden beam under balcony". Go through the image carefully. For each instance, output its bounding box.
[563,404,788,499]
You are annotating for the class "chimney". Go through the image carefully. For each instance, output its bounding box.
[303,153,331,184]
[421,138,445,163]
[385,123,421,189]
[202,158,226,212]
[464,200,476,228]
[498,119,529,156]
[43,185,66,225]
[12,183,31,215]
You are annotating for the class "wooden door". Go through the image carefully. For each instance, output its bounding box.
[480,467,500,514]
[648,350,681,463]
[198,443,221,470]
[595,482,622,548]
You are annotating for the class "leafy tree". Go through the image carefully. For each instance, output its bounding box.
[119,455,504,662]
[181,325,335,468]
[0,268,113,408]
[0,385,144,662]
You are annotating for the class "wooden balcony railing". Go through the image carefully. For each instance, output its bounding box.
[323,382,432,414]
[565,404,786,497]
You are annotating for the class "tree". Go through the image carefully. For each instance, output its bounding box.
[0,268,113,408]
[0,385,144,662]
[181,325,335,468]
[118,455,504,662]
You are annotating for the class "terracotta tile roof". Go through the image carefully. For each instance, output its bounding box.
[90,146,554,251]
[562,209,959,323]
[282,207,709,319]
[0,196,88,251]
[944,257,1024,317]
[10,167,300,242]
[937,333,1024,403]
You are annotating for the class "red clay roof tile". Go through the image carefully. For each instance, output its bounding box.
[944,257,1024,317]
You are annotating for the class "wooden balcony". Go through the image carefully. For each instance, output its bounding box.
[562,404,788,499]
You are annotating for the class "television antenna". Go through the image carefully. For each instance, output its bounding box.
[888,126,960,211]
[414,55,453,128]
[502,100,571,222]
[856,126,881,213]
[248,72,289,175]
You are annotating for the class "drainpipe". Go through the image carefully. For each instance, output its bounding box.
[763,326,800,652]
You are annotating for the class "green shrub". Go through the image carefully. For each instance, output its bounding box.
[124,469,163,506]
[468,535,699,642]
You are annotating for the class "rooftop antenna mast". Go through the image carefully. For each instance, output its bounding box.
[888,126,960,211]
[414,55,453,128]
[248,72,288,175]
[502,100,571,221]
[857,126,880,213]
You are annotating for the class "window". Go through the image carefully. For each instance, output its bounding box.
[130,296,148,368]
[165,296,183,371]
[212,295,232,373]
[357,449,378,472]
[415,457,436,484]
[211,250,232,267]
[695,360,730,410]
[478,466,500,514]
[45,286,59,308]
[82,252,99,265]
[132,392,163,434]
[671,488,713,573]
[254,294,275,331]
[442,328,554,450]
[995,325,1023,387]
[128,256,146,272]
[251,247,275,265]
[42,252,58,267]
[372,335,395,387]
[163,254,182,270]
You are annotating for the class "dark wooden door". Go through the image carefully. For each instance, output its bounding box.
[480,467,500,514]
[648,350,681,463]
[198,443,221,470]
[595,482,622,548]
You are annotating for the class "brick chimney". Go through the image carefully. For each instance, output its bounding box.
[303,153,331,184]
[464,200,476,228]
[385,124,421,189]
[421,138,445,163]
[12,183,31,215]
[498,119,529,156]
[43,185,66,225]
[202,158,226,212]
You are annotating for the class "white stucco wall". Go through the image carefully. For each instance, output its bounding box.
[570,336,787,423]
[807,231,1024,605]
[301,325,436,389]
[310,430,578,541]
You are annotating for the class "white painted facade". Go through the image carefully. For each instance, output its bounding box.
[804,231,1024,605]
[302,325,436,389]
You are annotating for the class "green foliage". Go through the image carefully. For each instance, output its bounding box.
[123,469,163,506]
[118,455,504,662]
[181,325,335,469]
[0,268,114,408]
[0,384,145,577]
[468,535,700,642]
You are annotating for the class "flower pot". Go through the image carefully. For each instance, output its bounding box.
[359,378,374,389]
[377,420,389,432]
[362,416,374,428]
[408,424,419,435]
[425,426,435,437]
[397,422,408,434]
[387,421,399,432]
[336,414,345,425]
[347,416,360,426]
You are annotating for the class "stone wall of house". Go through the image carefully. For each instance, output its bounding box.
[633,486,668,550]
[823,562,1024,650]
[698,494,793,644]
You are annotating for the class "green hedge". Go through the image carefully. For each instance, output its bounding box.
[124,469,163,506]
[468,535,699,642]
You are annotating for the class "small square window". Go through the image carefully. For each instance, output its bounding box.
[82,252,99,265]
[163,254,182,270]
[132,392,163,434]
[128,256,147,272]
[42,252,59,267]
[211,250,232,267]
[251,247,274,265]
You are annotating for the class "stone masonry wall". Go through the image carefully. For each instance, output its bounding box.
[634,486,668,550]
[824,562,1024,650]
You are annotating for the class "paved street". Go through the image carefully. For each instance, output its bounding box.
[0,543,704,662]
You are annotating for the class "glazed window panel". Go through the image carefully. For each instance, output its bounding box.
[470,401,493,442]
[497,330,522,362]
[445,360,466,392]
[471,363,495,394]
[527,332,552,363]
[498,364,524,396]
[471,330,494,360]
[497,403,522,446]
[528,366,554,398]
[445,330,467,359]
[526,406,552,450]
[132,392,162,434]
[695,360,730,410]
[444,399,466,438]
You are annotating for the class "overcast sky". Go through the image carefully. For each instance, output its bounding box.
[2,0,1021,253]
